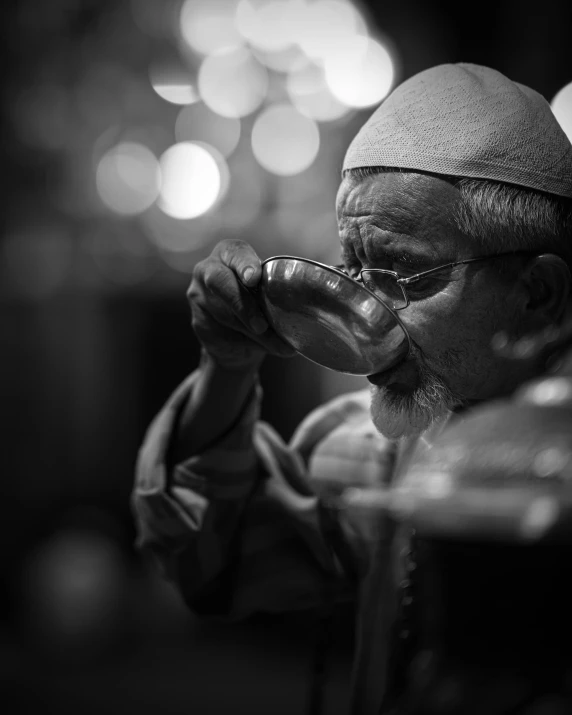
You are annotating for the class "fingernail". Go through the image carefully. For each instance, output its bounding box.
[243,267,255,283]
[250,316,268,334]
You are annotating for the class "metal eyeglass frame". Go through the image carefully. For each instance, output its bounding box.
[334,250,534,310]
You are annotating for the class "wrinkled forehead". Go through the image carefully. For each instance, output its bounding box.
[337,171,458,220]
[336,171,466,256]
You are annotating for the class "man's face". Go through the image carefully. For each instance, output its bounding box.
[336,171,529,439]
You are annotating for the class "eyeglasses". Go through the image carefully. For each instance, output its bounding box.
[333,251,532,310]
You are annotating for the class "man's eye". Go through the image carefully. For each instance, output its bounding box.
[393,264,418,277]
[406,276,436,293]
[405,271,453,296]
[393,263,430,280]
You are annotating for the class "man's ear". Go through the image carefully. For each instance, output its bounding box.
[521,254,571,326]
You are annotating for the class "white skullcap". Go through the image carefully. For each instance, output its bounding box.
[342,63,572,198]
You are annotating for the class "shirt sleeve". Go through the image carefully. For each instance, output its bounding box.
[133,371,345,620]
[132,372,395,621]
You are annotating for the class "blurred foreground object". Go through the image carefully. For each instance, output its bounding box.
[390,320,572,545]
[346,322,572,714]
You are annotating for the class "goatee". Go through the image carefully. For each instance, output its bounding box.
[370,357,464,439]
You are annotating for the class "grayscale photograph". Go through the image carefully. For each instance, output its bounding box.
[1,1,572,714]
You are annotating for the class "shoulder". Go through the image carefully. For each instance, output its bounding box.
[289,388,373,457]
[290,388,385,470]
[292,388,397,498]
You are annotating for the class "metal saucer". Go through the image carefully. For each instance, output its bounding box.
[255,255,411,376]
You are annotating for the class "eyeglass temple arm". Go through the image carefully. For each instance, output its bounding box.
[397,254,527,285]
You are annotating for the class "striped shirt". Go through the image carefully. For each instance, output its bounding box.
[132,370,452,714]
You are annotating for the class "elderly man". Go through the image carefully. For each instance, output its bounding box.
[132,63,572,715]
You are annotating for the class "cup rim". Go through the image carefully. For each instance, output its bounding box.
[259,254,413,374]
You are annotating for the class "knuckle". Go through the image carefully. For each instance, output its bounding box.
[187,262,207,301]
[229,293,247,317]
[218,238,257,266]
[189,259,205,285]
[202,262,223,292]
[186,279,201,306]
[192,256,208,274]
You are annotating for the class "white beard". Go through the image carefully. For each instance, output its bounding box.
[369,359,463,439]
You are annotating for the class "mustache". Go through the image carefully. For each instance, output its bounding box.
[368,341,470,439]
[405,344,466,409]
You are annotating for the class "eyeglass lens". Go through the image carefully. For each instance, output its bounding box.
[360,270,408,310]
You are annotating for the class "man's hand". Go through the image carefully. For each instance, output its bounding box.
[188,239,297,371]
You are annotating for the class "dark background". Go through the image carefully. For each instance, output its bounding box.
[1,1,571,713]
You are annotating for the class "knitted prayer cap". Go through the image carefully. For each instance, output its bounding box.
[342,62,572,198]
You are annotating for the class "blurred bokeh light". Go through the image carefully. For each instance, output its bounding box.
[32,0,400,273]
[175,102,241,157]
[142,205,217,257]
[251,103,320,175]
[149,62,199,105]
[294,0,367,61]
[287,61,352,121]
[158,141,227,219]
[236,0,298,53]
[251,43,308,73]
[198,46,269,118]
[324,35,394,107]
[551,81,572,143]
[179,0,243,56]
[96,142,161,216]
[23,523,127,654]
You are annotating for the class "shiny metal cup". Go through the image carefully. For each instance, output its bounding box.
[255,255,412,376]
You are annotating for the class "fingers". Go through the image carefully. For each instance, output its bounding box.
[187,240,297,366]
[208,239,268,331]
[191,300,295,359]
[191,256,268,335]
[214,239,263,290]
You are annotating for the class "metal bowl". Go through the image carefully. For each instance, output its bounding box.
[255,255,412,376]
